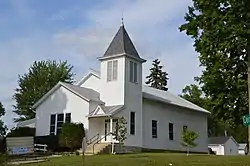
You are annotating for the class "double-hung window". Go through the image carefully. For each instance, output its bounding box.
[49,113,71,135]
[169,123,174,140]
[130,112,135,135]
[152,120,158,138]
[50,114,56,135]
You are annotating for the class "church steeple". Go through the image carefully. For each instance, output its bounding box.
[102,25,141,59]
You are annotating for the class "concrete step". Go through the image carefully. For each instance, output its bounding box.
[79,143,110,155]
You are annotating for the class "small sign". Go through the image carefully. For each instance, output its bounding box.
[243,114,250,126]
[9,147,34,155]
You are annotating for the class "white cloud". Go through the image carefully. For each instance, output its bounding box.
[0,0,201,128]
[54,0,199,93]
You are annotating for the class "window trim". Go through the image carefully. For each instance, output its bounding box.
[130,112,135,135]
[152,120,158,138]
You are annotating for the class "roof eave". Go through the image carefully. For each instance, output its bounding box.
[143,93,210,114]
[98,53,146,63]
[32,82,62,109]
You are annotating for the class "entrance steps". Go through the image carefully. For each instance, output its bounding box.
[78,143,110,155]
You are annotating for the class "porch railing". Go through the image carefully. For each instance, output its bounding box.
[87,133,100,145]
[92,132,114,154]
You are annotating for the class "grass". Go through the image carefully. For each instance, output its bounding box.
[15,153,250,166]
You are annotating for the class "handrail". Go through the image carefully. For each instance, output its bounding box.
[87,133,100,145]
[92,132,114,154]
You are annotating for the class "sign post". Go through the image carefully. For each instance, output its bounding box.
[243,114,250,127]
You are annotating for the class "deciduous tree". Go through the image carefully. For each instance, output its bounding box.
[181,129,199,155]
[13,60,74,122]
[179,0,250,145]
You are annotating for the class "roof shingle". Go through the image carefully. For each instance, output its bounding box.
[103,25,140,58]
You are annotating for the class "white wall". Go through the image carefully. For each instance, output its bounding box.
[209,145,224,155]
[120,57,143,147]
[142,98,208,152]
[35,86,90,136]
[99,57,125,106]
[224,138,238,155]
[80,74,100,93]
[238,149,245,155]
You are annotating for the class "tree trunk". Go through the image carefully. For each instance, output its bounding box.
[247,44,250,155]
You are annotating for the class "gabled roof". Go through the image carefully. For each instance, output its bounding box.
[77,69,210,114]
[16,118,36,128]
[62,82,100,101]
[87,105,124,118]
[103,25,140,58]
[142,86,210,114]
[75,68,100,86]
[208,136,239,146]
[32,81,103,109]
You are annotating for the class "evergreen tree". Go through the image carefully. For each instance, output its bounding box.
[13,60,75,122]
[145,59,169,91]
[0,102,7,136]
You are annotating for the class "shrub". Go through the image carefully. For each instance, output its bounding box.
[0,153,8,164]
[75,151,80,155]
[59,123,85,151]
[6,127,35,137]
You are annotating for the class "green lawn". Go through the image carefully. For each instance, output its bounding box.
[20,153,250,166]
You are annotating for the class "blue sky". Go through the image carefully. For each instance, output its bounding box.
[0,0,201,129]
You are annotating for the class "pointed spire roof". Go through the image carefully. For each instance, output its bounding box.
[103,25,140,58]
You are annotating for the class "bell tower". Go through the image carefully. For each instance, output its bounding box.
[98,24,146,106]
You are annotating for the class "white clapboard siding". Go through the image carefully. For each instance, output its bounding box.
[6,137,34,155]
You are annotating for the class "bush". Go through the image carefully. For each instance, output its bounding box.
[59,123,85,152]
[6,127,35,137]
[0,153,8,164]
[75,151,80,155]
[35,135,69,152]
[0,137,6,153]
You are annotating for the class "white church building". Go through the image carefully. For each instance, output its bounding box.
[18,24,210,153]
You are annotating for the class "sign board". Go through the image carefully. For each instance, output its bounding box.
[6,137,34,155]
[243,114,250,126]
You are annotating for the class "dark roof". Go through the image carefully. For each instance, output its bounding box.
[208,136,231,145]
[103,25,140,58]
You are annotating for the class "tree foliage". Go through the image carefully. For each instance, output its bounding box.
[180,84,238,138]
[115,117,127,144]
[179,0,250,142]
[0,102,7,136]
[145,59,169,91]
[59,123,85,151]
[13,60,75,122]
[181,129,199,155]
[180,84,210,110]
